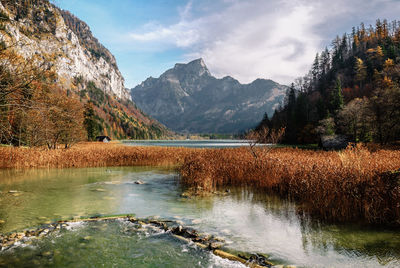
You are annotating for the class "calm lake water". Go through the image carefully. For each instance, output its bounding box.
[122,139,251,148]
[0,167,399,267]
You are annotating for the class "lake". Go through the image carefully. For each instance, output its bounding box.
[122,139,252,148]
[0,167,399,267]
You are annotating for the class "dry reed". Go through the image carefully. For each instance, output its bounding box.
[1,142,399,225]
[179,144,400,225]
[0,142,195,169]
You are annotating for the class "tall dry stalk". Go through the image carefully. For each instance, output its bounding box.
[246,127,285,159]
[180,145,400,225]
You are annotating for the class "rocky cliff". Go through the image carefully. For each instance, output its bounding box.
[131,59,287,134]
[0,0,128,99]
[0,0,168,139]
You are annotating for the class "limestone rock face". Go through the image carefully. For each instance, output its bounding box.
[0,0,129,99]
[131,59,287,134]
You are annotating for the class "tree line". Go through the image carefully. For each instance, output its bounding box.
[259,19,400,145]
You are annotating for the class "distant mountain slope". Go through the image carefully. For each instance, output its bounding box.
[131,59,287,134]
[0,0,168,139]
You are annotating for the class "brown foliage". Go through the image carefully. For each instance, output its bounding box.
[0,142,195,169]
[180,144,400,225]
[26,87,85,149]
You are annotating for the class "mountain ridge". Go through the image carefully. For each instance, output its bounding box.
[131,59,287,134]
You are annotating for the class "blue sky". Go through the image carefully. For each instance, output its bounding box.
[54,0,400,88]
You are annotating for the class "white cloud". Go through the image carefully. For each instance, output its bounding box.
[125,0,400,85]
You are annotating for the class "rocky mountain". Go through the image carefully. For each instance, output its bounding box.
[0,0,167,139]
[0,0,128,99]
[131,59,287,134]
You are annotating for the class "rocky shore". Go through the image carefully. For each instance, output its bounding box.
[0,215,297,268]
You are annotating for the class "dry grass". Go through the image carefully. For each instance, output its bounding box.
[0,142,195,169]
[179,145,400,225]
[1,142,399,225]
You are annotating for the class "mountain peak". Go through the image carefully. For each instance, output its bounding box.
[131,59,287,134]
[189,58,206,67]
[174,58,210,76]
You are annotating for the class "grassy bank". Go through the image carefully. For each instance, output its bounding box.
[1,142,399,225]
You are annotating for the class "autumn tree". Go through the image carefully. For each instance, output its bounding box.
[0,45,46,145]
[26,84,85,149]
[354,57,367,88]
[366,83,400,144]
[0,41,85,148]
[337,98,370,142]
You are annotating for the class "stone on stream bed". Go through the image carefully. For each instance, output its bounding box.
[8,190,21,194]
[92,188,106,192]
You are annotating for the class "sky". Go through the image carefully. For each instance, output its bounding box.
[54,0,400,88]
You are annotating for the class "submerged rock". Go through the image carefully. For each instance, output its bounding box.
[191,219,202,224]
[8,190,20,193]
[208,242,223,250]
[134,180,145,185]
[42,251,53,257]
[93,188,106,192]
[180,193,189,199]
[0,215,276,267]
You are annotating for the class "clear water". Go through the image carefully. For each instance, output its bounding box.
[0,220,243,268]
[122,139,252,148]
[0,167,399,267]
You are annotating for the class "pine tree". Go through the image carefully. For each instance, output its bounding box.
[312,53,320,84]
[255,112,272,131]
[83,101,98,141]
[329,77,344,113]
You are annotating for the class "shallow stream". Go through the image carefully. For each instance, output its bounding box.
[0,167,399,267]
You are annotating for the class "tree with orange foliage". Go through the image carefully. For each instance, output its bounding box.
[26,85,85,149]
[0,41,85,148]
[0,45,47,145]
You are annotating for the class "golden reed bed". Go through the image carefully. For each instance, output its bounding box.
[0,142,193,169]
[1,142,399,225]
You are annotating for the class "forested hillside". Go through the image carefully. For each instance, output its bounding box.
[262,20,400,144]
[0,0,167,148]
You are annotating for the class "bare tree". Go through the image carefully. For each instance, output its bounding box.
[246,127,285,160]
